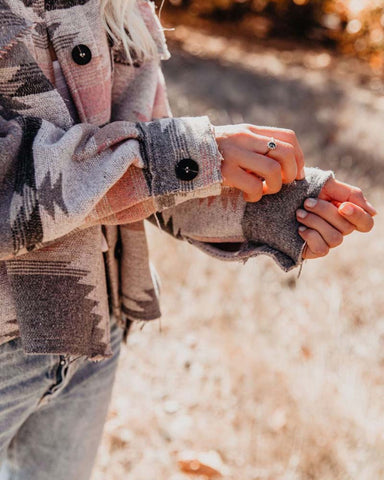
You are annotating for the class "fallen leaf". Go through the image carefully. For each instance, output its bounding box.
[177,450,228,477]
[301,345,312,359]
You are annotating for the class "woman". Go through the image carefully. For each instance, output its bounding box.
[0,0,375,479]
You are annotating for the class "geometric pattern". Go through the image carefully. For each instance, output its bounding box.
[0,42,54,98]
[0,0,180,359]
[38,171,68,220]
[45,0,92,10]
[10,116,44,253]
[121,288,161,321]
[0,0,333,361]
[7,260,106,356]
[147,212,177,238]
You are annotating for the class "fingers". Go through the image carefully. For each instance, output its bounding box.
[246,125,305,180]
[348,190,378,218]
[221,162,263,202]
[303,197,375,234]
[221,145,282,196]
[237,150,283,195]
[216,124,306,201]
[301,198,355,235]
[301,243,325,260]
[262,137,298,184]
[319,177,378,217]
[338,202,375,232]
[297,196,375,261]
[296,209,343,248]
[242,133,298,184]
[299,227,329,258]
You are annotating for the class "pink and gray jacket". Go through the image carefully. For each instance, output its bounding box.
[0,0,332,360]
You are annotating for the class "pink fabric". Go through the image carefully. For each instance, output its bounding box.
[52,60,109,253]
[52,60,79,123]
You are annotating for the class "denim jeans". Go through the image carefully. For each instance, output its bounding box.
[0,318,124,480]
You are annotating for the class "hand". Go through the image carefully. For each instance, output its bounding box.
[214,124,305,202]
[296,178,377,259]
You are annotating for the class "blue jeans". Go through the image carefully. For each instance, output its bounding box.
[0,318,124,480]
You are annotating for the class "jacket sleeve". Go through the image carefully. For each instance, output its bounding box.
[0,111,223,261]
[145,167,334,272]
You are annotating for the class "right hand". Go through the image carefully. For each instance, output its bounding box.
[213,124,305,202]
[297,177,377,259]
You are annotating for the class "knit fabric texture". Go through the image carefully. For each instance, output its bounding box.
[148,167,334,271]
[0,0,333,360]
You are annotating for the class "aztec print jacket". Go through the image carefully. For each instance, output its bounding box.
[0,0,333,360]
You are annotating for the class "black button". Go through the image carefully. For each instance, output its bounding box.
[175,158,199,181]
[71,44,92,65]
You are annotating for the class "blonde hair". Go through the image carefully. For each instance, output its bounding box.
[100,0,161,63]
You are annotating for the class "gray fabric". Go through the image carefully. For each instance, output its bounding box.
[7,227,111,358]
[149,167,334,272]
[0,0,222,359]
[137,116,222,210]
[52,60,79,122]
[241,167,335,270]
[0,0,336,359]
[0,6,34,60]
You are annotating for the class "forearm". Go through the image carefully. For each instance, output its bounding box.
[0,113,222,260]
[147,167,334,271]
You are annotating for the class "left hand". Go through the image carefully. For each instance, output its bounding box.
[296,178,377,259]
[215,123,305,202]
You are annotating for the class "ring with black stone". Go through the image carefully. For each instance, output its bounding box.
[264,138,277,155]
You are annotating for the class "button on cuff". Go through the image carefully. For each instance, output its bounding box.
[135,116,222,205]
[175,158,199,181]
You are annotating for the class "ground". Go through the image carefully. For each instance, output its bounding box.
[91,29,384,480]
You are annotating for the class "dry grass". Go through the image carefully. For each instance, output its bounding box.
[92,32,384,480]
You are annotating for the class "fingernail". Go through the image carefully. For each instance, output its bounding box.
[297,209,308,219]
[299,226,307,232]
[299,167,305,178]
[339,203,354,216]
[305,198,317,208]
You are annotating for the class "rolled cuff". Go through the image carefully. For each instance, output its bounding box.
[179,167,335,272]
[136,116,223,211]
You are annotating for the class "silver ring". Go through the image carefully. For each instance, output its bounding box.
[264,138,277,155]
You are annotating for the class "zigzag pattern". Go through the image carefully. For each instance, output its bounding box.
[39,171,68,220]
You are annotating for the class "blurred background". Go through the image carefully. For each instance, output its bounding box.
[92,1,384,479]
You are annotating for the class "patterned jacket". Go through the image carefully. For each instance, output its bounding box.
[0,0,332,360]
